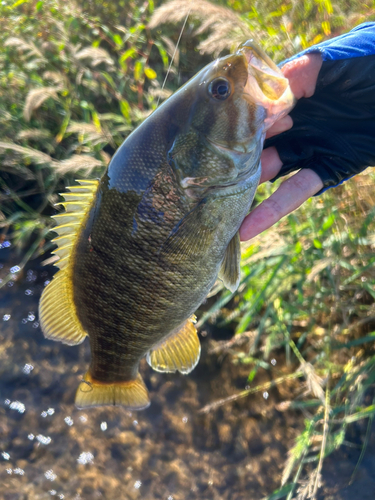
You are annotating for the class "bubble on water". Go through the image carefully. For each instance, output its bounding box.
[45,469,57,481]
[49,491,57,496]
[168,496,174,500]
[41,411,48,418]
[32,321,39,328]
[25,289,33,296]
[22,318,28,324]
[44,280,50,287]
[77,452,94,465]
[14,468,24,475]
[10,265,20,274]
[134,480,142,489]
[132,420,138,426]
[27,312,35,322]
[4,399,10,405]
[6,468,12,474]
[263,391,269,400]
[47,408,54,415]
[271,359,277,366]
[0,240,11,249]
[28,433,35,440]
[3,314,11,321]
[23,363,34,374]
[59,495,65,499]
[79,415,87,423]
[9,401,25,413]
[7,281,14,287]
[64,416,73,427]
[208,480,213,486]
[2,451,10,460]
[182,416,188,423]
[37,434,51,445]
[26,270,37,282]
[100,421,107,431]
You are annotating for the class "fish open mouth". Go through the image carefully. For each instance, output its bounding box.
[238,40,295,130]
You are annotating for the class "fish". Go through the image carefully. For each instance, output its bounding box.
[38,41,294,410]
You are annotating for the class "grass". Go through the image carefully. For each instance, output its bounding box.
[199,169,375,499]
[1,0,375,498]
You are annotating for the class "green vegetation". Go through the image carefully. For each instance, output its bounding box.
[1,0,375,498]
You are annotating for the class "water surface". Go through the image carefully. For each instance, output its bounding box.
[0,248,374,499]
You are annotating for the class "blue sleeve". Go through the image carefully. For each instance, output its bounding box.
[282,22,375,63]
[266,22,375,192]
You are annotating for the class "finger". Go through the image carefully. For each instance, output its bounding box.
[265,115,293,139]
[259,147,283,184]
[281,53,323,99]
[240,168,324,241]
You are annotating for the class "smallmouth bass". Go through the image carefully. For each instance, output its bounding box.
[39,41,294,409]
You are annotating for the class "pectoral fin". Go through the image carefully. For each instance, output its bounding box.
[147,316,200,375]
[158,201,215,265]
[218,231,241,292]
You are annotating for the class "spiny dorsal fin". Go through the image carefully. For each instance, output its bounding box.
[75,372,150,409]
[38,179,99,346]
[146,316,200,375]
[218,231,241,293]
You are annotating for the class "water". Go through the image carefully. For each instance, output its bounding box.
[0,249,374,499]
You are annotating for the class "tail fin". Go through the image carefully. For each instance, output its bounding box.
[75,372,150,410]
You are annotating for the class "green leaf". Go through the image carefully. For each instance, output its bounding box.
[119,100,130,121]
[263,484,294,500]
[247,368,257,383]
[154,41,169,68]
[91,110,101,131]
[144,67,157,79]
[321,213,335,231]
[35,1,43,11]
[119,48,136,69]
[294,241,302,254]
[112,34,123,47]
[345,405,375,424]
[10,0,28,9]
[134,60,143,81]
[313,238,322,249]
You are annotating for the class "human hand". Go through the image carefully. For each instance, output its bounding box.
[241,22,375,241]
[240,53,324,241]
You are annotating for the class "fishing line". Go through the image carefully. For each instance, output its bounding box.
[157,6,191,107]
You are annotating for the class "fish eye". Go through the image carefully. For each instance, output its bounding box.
[208,78,231,100]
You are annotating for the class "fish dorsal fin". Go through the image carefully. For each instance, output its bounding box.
[218,231,241,293]
[38,179,99,346]
[146,316,200,375]
[75,372,150,409]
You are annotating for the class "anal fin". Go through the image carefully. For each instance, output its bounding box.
[75,372,150,410]
[218,231,241,292]
[147,316,200,375]
[39,269,87,345]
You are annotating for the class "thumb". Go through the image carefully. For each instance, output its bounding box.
[281,53,323,99]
